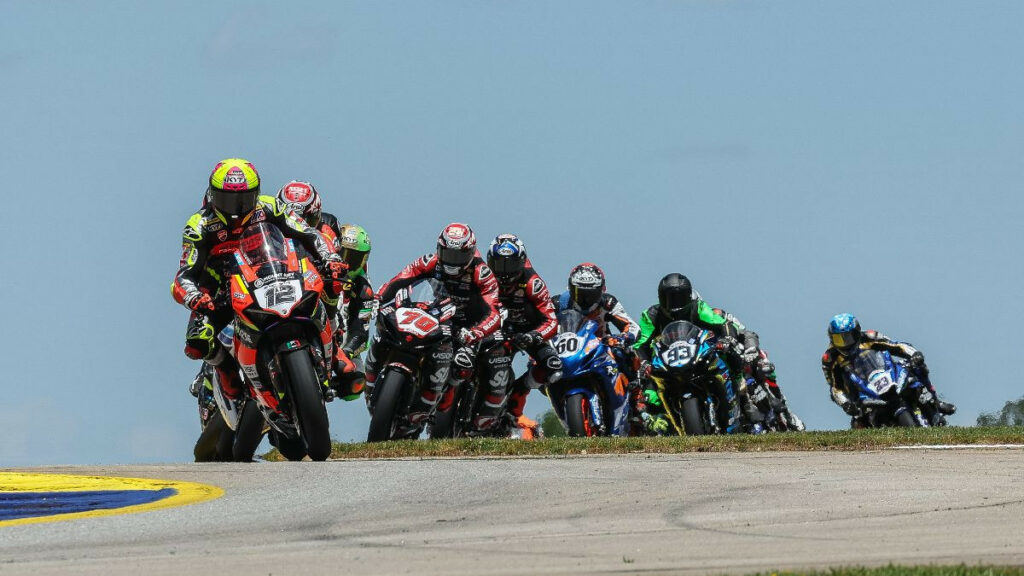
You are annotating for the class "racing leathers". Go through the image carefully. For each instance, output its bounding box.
[310,212,373,401]
[552,290,641,428]
[331,272,375,400]
[368,253,508,430]
[494,260,562,424]
[822,330,955,426]
[711,308,804,431]
[634,300,756,433]
[172,196,339,400]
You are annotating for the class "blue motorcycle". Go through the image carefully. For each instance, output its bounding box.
[648,320,733,435]
[546,309,629,436]
[846,348,930,427]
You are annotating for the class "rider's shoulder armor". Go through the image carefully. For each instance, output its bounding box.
[599,293,619,311]
[821,349,836,365]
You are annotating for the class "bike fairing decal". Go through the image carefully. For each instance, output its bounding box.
[0,473,224,527]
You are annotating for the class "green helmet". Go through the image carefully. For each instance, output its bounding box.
[338,224,371,278]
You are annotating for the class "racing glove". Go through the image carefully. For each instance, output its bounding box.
[641,412,669,435]
[512,331,541,351]
[458,327,485,347]
[185,292,215,312]
[602,336,622,348]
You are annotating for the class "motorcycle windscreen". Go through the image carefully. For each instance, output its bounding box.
[406,279,444,306]
[557,309,598,336]
[851,350,895,395]
[660,321,703,346]
[237,223,303,316]
[238,222,293,269]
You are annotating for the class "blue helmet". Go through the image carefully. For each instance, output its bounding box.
[828,313,861,354]
[486,234,527,281]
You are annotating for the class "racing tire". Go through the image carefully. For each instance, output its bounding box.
[270,430,307,461]
[232,400,266,462]
[896,409,918,428]
[565,393,595,437]
[681,396,707,436]
[429,405,456,439]
[283,350,332,461]
[194,411,233,462]
[367,370,408,442]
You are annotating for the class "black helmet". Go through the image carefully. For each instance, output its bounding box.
[486,234,527,283]
[658,273,693,319]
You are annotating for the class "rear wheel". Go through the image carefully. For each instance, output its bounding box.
[232,400,266,462]
[283,350,332,461]
[896,409,918,428]
[194,411,232,462]
[367,370,408,442]
[681,396,706,436]
[565,393,595,437]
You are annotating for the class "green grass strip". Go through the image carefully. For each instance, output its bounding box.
[747,565,1024,576]
[262,426,1024,460]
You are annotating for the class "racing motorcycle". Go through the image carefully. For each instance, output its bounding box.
[647,320,732,435]
[223,222,336,461]
[546,309,629,437]
[366,279,456,442]
[846,348,931,427]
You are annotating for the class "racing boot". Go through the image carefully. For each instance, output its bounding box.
[738,391,765,434]
[937,400,957,415]
[331,348,365,401]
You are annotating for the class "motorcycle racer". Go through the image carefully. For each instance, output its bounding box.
[481,234,562,431]
[710,307,804,431]
[275,182,372,401]
[332,224,375,400]
[172,159,346,403]
[633,273,759,434]
[553,263,641,427]
[368,223,511,431]
[823,313,956,425]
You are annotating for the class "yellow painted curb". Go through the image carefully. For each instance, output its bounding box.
[0,472,224,527]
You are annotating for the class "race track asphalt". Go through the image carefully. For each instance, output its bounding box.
[2,449,1023,575]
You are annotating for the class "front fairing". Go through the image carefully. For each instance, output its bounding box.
[651,321,716,394]
[849,349,908,400]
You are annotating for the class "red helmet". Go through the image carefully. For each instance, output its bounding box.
[277,181,322,227]
[437,223,477,276]
[568,263,606,311]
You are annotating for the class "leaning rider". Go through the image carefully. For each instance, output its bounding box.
[633,273,762,434]
[172,159,346,405]
[823,313,956,426]
[482,234,562,431]
[274,181,372,401]
[368,223,509,432]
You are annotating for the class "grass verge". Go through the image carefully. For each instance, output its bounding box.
[261,426,1024,461]
[748,565,1024,576]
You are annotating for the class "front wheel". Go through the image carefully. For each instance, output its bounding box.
[367,370,408,442]
[564,393,596,437]
[896,409,918,428]
[681,396,707,436]
[283,350,332,461]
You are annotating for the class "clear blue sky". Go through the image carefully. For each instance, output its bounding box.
[2,1,1021,465]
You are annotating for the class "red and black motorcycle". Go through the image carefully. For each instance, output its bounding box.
[366,279,456,442]
[224,222,336,461]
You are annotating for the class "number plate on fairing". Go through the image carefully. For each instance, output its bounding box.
[868,371,894,395]
[253,279,303,316]
[555,333,583,357]
[396,307,440,337]
[662,341,695,368]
